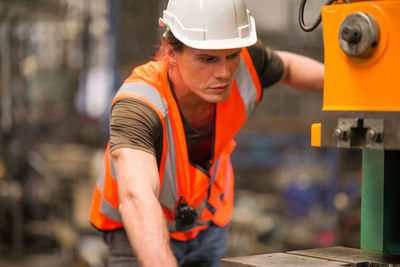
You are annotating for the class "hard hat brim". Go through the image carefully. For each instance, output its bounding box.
[159,17,257,50]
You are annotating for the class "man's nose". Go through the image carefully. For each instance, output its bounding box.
[214,60,231,79]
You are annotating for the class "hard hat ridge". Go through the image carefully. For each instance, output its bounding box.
[159,0,257,50]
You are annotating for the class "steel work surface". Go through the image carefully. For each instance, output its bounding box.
[221,252,347,267]
[222,246,400,266]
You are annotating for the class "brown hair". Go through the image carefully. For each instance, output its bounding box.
[154,30,184,61]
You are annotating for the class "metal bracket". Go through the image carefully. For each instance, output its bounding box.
[334,118,384,149]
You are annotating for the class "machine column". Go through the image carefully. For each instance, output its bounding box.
[361,149,400,254]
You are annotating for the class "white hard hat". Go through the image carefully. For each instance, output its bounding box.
[159,0,257,50]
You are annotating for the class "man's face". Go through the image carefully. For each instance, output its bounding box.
[172,46,242,103]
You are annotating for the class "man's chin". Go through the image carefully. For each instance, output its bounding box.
[204,92,230,103]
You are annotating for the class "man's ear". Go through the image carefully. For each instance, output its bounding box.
[166,44,177,65]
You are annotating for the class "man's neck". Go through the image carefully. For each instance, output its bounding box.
[168,67,215,133]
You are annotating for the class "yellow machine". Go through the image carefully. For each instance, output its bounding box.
[312,0,400,149]
[312,0,400,258]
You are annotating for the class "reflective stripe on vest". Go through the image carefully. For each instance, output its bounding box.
[159,114,178,211]
[98,151,121,222]
[236,58,259,117]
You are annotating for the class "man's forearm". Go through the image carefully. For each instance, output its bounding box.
[120,195,178,267]
[277,50,324,92]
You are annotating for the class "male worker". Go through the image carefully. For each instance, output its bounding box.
[90,0,324,266]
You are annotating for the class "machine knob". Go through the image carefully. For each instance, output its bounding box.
[338,12,380,58]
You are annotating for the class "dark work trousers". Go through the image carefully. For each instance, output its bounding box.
[103,222,229,267]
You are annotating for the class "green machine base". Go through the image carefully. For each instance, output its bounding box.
[361,149,400,254]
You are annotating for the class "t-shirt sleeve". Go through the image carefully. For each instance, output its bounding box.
[109,99,163,155]
[246,39,284,88]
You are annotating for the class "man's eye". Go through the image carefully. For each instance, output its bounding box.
[200,57,215,62]
[228,53,240,60]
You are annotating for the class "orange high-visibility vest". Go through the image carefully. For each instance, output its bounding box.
[90,48,262,241]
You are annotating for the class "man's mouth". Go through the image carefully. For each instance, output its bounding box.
[210,84,230,92]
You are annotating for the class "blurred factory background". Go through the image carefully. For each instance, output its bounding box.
[0,0,362,266]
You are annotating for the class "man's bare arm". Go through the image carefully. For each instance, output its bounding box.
[276,50,324,92]
[111,148,178,267]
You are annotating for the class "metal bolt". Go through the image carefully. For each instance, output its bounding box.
[341,25,362,45]
[334,127,348,141]
[366,128,383,142]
